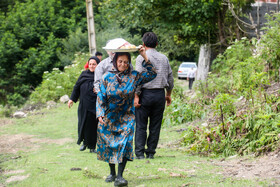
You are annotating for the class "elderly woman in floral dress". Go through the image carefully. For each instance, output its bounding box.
[96,46,157,186]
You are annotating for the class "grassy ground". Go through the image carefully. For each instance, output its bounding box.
[0,103,271,186]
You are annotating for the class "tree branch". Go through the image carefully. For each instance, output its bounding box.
[224,0,256,29]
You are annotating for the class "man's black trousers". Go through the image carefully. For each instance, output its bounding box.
[135,89,165,157]
[189,78,195,90]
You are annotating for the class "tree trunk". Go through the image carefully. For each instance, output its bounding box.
[217,5,228,48]
[196,44,211,81]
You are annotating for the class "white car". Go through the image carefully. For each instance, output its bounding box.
[177,62,197,79]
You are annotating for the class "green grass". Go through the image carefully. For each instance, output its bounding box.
[0,103,271,186]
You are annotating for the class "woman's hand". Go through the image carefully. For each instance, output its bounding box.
[93,88,97,94]
[138,45,149,62]
[68,100,73,108]
[98,116,105,124]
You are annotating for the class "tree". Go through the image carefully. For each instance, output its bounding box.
[100,0,254,58]
[99,0,256,83]
[0,0,86,105]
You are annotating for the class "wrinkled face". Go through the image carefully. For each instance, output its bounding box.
[88,59,98,72]
[117,55,129,72]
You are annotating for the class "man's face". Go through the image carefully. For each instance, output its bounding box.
[97,55,102,61]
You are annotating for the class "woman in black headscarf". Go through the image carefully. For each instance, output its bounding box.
[68,56,100,153]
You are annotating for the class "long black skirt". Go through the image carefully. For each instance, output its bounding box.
[78,111,98,149]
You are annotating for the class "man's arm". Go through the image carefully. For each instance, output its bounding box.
[165,89,172,106]
[166,60,174,106]
[94,62,104,93]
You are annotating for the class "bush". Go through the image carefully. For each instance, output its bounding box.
[0,105,17,118]
[163,79,204,127]
[180,13,280,157]
[29,53,89,103]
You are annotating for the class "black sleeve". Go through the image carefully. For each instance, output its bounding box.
[70,73,83,102]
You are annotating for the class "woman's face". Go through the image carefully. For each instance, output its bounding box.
[117,55,129,72]
[88,59,98,72]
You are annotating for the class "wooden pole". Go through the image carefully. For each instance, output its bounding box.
[85,0,96,56]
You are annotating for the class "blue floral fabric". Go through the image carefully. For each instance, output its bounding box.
[96,60,157,164]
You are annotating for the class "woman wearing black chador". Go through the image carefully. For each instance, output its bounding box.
[68,56,100,153]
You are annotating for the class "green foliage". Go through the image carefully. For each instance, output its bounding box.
[0,0,88,106]
[30,54,89,103]
[57,27,89,67]
[181,110,280,157]
[99,0,254,61]
[163,80,204,126]
[0,0,256,107]
[178,13,280,157]
[0,105,17,117]
[100,0,213,59]
[212,93,236,120]
[259,13,280,81]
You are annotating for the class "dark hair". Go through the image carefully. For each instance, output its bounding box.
[112,52,131,72]
[88,56,100,64]
[142,32,158,48]
[95,51,103,56]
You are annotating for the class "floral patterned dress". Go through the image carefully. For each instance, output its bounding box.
[96,60,157,164]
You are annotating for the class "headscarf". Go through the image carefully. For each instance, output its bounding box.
[75,70,95,88]
[109,52,131,84]
[84,56,100,69]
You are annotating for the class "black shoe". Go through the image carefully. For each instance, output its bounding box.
[114,177,128,186]
[105,174,116,183]
[147,154,154,159]
[79,144,86,151]
[135,155,145,159]
[89,149,97,153]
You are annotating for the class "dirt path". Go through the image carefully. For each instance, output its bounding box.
[211,151,280,185]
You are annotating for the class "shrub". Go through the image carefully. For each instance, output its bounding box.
[29,53,89,103]
[180,14,280,157]
[163,79,204,127]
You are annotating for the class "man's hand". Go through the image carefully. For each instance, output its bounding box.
[98,116,105,124]
[134,94,141,108]
[165,96,172,106]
